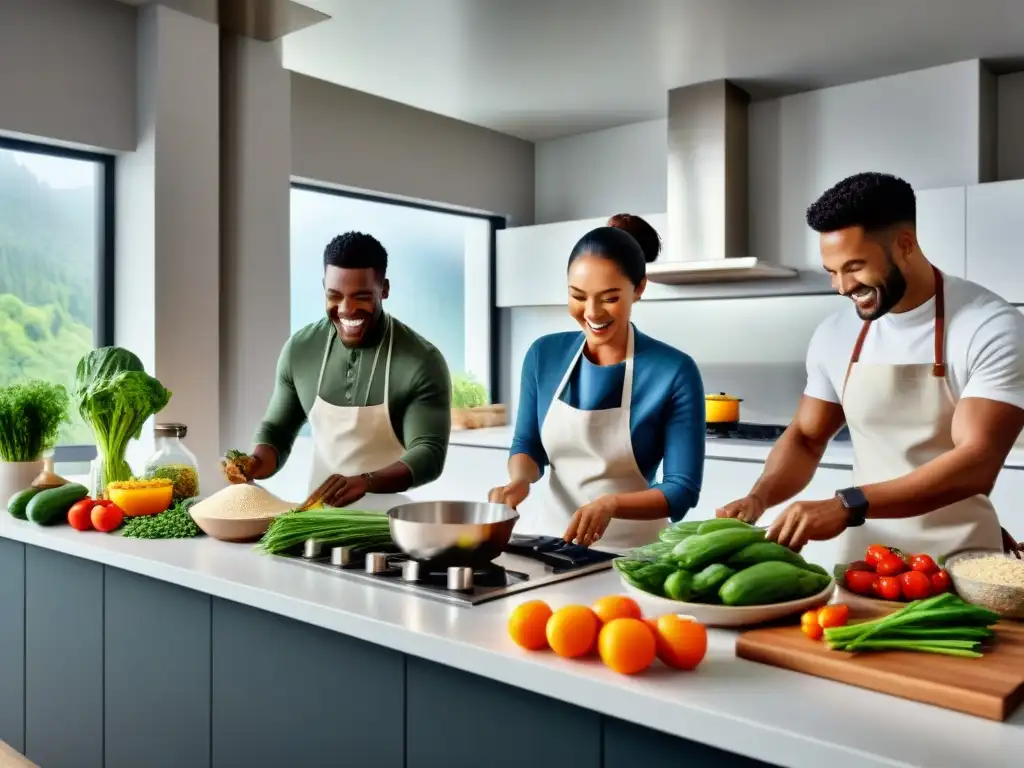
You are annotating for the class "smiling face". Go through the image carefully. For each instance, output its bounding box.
[820,226,912,320]
[567,253,644,354]
[324,265,389,347]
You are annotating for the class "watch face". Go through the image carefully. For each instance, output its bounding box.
[839,487,867,511]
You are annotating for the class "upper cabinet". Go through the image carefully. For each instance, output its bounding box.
[916,187,966,278]
[966,179,1024,304]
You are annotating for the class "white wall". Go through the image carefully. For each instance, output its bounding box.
[0,0,136,151]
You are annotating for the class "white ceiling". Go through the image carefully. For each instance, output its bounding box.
[284,0,1024,141]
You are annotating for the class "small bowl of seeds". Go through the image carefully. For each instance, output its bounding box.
[946,551,1024,620]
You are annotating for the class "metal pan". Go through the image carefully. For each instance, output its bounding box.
[387,501,519,567]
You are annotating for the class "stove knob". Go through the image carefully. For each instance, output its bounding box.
[401,560,421,582]
[330,546,355,567]
[302,539,322,559]
[447,566,474,592]
[365,552,391,574]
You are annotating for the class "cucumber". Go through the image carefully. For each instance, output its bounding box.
[670,527,766,571]
[663,570,695,601]
[803,563,829,577]
[718,561,832,607]
[26,483,89,526]
[691,563,736,601]
[7,487,44,520]
[726,541,810,570]
[695,518,752,535]
[658,520,702,543]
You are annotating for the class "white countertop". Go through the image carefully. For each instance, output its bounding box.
[450,426,1024,469]
[1,516,1019,768]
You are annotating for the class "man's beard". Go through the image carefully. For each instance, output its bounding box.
[854,250,907,321]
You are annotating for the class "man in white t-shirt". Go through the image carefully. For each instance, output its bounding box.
[718,172,1024,560]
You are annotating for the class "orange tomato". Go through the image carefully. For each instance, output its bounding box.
[598,618,657,675]
[651,614,707,670]
[817,603,850,629]
[800,609,821,628]
[507,600,553,651]
[545,605,600,658]
[592,595,643,624]
[90,503,124,533]
[801,621,824,640]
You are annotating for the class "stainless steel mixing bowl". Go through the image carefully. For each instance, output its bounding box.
[387,501,519,567]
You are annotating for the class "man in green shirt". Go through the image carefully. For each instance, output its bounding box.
[224,232,452,507]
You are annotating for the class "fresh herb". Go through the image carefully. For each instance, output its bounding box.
[0,381,70,462]
[72,347,171,488]
[823,593,1001,658]
[451,373,488,409]
[258,508,393,555]
[122,497,201,539]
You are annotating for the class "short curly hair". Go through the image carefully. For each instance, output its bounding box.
[323,231,388,276]
[805,172,916,234]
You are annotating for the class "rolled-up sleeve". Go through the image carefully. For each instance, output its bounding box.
[652,355,705,521]
[509,340,549,476]
[399,348,452,486]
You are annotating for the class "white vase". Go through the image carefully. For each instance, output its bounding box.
[0,459,44,511]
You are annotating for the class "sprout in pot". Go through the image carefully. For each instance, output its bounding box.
[451,373,488,410]
[0,381,70,463]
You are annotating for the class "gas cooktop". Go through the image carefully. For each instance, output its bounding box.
[281,534,618,607]
[706,422,788,442]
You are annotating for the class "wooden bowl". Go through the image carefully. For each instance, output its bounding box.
[189,511,286,543]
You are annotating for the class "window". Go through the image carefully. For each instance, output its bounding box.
[0,137,114,462]
[290,185,499,398]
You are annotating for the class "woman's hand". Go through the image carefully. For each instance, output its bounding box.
[221,450,259,484]
[488,478,530,509]
[716,494,766,524]
[564,495,618,547]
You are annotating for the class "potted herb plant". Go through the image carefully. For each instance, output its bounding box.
[0,381,70,508]
[451,372,506,430]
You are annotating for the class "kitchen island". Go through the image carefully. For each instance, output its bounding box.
[0,518,1019,768]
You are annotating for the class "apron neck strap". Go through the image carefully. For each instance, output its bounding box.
[363,315,393,407]
[554,324,635,407]
[316,325,334,397]
[842,266,947,395]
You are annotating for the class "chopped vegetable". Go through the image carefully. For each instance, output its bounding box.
[72,347,171,487]
[823,594,1001,658]
[123,497,201,539]
[257,507,393,555]
[148,464,199,501]
[0,381,69,462]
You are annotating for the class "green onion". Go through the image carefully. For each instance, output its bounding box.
[258,508,393,555]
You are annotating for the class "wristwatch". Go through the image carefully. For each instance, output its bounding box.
[836,487,869,527]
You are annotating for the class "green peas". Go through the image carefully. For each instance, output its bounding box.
[122,497,202,539]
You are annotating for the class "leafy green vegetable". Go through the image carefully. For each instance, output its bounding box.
[73,346,171,488]
[451,373,488,409]
[0,380,69,462]
[123,496,201,539]
[258,508,394,555]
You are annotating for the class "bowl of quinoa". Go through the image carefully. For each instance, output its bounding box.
[947,551,1024,620]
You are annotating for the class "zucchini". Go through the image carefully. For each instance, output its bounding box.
[718,561,832,607]
[658,520,702,543]
[695,518,752,535]
[7,487,44,520]
[26,483,89,526]
[670,527,766,571]
[726,541,810,570]
[691,563,736,601]
[663,570,695,601]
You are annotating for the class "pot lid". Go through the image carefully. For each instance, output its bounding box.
[706,392,743,402]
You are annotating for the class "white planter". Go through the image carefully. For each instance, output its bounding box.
[0,459,44,511]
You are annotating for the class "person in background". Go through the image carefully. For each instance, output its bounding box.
[488,214,705,550]
[223,232,451,507]
[718,172,1024,559]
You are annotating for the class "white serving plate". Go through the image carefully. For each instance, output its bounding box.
[620,575,835,628]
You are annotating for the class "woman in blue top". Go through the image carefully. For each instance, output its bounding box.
[488,214,706,550]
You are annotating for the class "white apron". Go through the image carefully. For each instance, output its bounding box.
[307,316,407,496]
[837,267,1003,562]
[538,326,668,552]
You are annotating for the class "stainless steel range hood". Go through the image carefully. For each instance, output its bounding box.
[646,80,797,285]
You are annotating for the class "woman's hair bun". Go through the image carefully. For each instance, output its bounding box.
[607,213,661,263]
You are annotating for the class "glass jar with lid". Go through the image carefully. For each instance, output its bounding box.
[143,423,200,500]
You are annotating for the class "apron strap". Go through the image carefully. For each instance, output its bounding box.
[842,265,948,397]
[315,326,334,398]
[551,325,636,407]
[362,314,391,408]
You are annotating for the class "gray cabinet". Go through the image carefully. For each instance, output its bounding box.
[0,539,25,753]
[966,179,1024,303]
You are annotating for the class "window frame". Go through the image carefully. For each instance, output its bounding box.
[0,136,116,464]
[290,182,505,404]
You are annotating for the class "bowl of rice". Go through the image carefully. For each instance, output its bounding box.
[946,551,1024,620]
[189,483,295,542]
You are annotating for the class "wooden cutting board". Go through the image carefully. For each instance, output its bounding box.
[735,620,1024,721]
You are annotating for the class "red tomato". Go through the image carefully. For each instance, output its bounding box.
[67,499,94,531]
[909,554,939,575]
[865,544,890,566]
[91,503,124,533]
[899,570,932,600]
[873,576,902,601]
[847,559,875,572]
[930,569,952,593]
[844,569,877,595]
[875,554,907,577]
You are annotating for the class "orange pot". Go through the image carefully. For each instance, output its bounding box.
[106,479,174,516]
[705,393,742,424]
